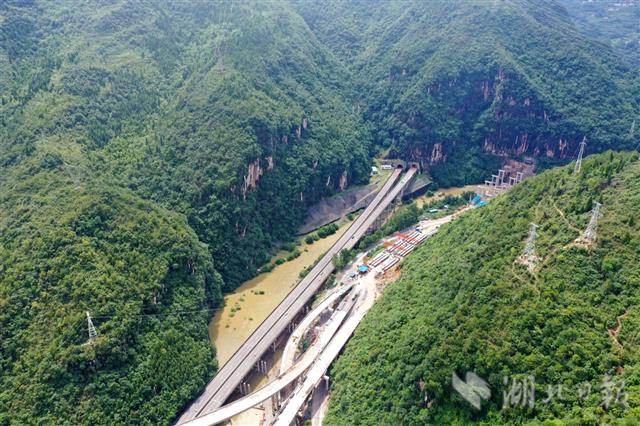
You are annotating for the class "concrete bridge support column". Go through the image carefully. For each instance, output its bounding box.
[238,381,251,395]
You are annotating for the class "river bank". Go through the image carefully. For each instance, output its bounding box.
[208,219,351,366]
[209,183,479,366]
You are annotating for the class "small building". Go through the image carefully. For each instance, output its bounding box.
[371,166,379,174]
[429,208,439,213]
[381,164,393,170]
[358,265,369,274]
[471,195,482,205]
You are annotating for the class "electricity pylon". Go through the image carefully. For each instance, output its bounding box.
[517,223,539,272]
[580,202,602,244]
[86,311,98,345]
[574,136,587,175]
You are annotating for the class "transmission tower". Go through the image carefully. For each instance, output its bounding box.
[86,311,98,345]
[579,202,602,244]
[517,223,539,272]
[573,136,587,175]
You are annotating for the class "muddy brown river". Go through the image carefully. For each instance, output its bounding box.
[208,221,350,366]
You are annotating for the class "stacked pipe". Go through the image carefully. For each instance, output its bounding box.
[369,251,390,267]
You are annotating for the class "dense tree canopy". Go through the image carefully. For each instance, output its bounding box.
[0,170,222,424]
[0,1,371,423]
[326,152,640,425]
[560,0,640,67]
[0,0,637,424]
[294,0,639,185]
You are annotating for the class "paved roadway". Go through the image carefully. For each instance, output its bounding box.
[176,168,405,424]
[178,293,359,426]
[279,284,354,375]
[273,276,378,426]
[272,204,454,426]
[342,166,417,251]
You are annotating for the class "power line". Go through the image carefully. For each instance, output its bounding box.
[90,306,223,320]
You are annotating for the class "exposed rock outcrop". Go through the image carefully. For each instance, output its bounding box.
[430,143,445,163]
[241,158,264,199]
[241,155,275,199]
[339,170,348,190]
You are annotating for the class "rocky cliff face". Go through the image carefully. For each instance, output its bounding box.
[238,115,355,201]
[295,0,637,186]
[395,66,591,171]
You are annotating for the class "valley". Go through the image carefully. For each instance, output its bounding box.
[209,220,350,366]
[0,1,638,425]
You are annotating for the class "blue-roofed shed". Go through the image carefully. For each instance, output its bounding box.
[358,265,369,274]
[471,195,482,205]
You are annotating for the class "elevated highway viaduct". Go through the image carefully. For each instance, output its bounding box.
[176,165,416,425]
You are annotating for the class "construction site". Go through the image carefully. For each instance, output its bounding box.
[176,154,549,426]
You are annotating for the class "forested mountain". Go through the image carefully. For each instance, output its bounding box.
[1,0,371,288]
[1,1,370,423]
[326,151,640,424]
[560,0,640,67]
[0,0,637,424]
[294,0,639,186]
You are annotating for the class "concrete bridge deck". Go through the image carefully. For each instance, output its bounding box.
[279,283,354,375]
[178,286,359,426]
[175,167,410,424]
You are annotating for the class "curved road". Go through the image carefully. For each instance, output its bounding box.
[279,284,354,374]
[178,294,358,426]
[176,168,405,424]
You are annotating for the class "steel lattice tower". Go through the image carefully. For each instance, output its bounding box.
[581,202,602,243]
[517,223,539,272]
[86,311,98,344]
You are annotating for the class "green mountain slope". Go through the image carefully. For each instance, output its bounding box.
[560,0,640,67]
[0,168,221,424]
[326,151,640,425]
[295,0,639,186]
[0,0,638,424]
[0,1,369,424]
[1,0,371,288]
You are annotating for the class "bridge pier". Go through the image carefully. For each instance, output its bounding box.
[271,391,282,413]
[238,381,251,395]
[259,359,267,373]
[175,170,413,425]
